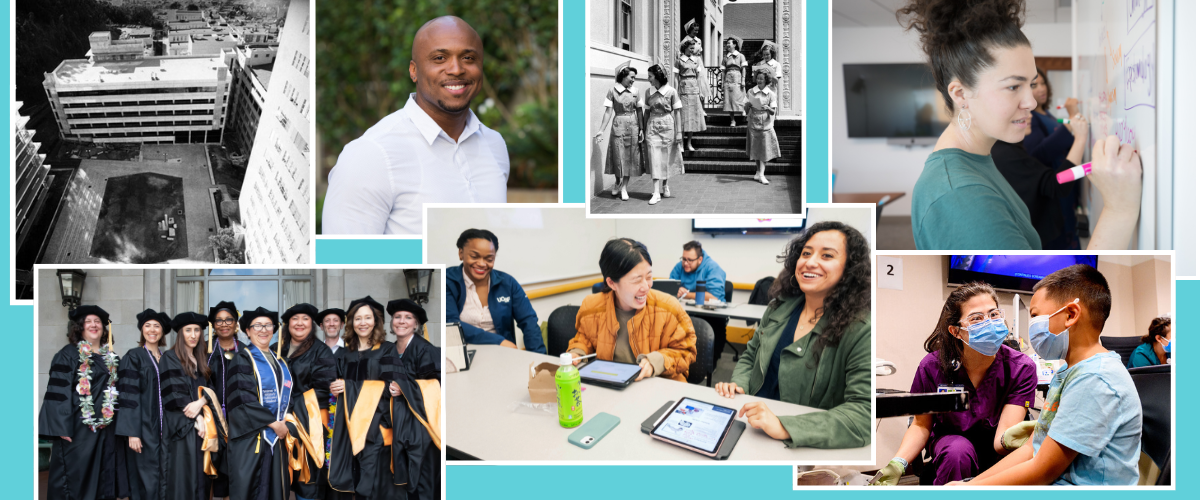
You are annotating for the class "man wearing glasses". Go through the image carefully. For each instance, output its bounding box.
[670,240,727,364]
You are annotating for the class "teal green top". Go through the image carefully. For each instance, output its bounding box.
[911,148,1042,250]
[730,295,872,449]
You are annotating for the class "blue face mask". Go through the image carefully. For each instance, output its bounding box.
[1028,298,1079,361]
[962,318,1008,356]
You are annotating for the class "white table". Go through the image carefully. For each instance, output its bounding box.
[447,345,871,462]
[681,302,770,322]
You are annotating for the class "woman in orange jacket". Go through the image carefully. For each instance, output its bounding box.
[567,238,697,382]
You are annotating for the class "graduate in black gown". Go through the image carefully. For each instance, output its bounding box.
[205,301,244,499]
[271,303,336,500]
[160,312,220,500]
[39,305,129,500]
[225,307,295,500]
[116,309,172,500]
[383,299,442,500]
[328,296,396,499]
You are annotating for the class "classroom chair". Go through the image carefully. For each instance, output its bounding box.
[546,305,581,357]
[687,315,715,387]
[1128,364,1171,485]
[1099,336,1144,366]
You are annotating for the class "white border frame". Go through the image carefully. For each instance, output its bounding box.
[582,0,808,220]
[31,262,448,497]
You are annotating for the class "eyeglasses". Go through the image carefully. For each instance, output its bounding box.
[960,309,1005,327]
[214,319,236,325]
[681,256,700,264]
[247,324,275,332]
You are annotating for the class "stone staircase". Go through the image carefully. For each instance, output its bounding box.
[683,107,802,175]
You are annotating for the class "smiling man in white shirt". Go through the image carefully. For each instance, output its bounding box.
[322,16,509,235]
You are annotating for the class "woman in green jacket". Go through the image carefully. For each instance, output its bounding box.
[715,221,872,449]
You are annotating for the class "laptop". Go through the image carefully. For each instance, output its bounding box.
[651,279,681,296]
[445,323,474,372]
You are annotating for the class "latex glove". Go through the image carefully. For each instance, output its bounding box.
[871,458,906,486]
[1002,421,1037,451]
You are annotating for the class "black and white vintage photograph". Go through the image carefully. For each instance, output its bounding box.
[13,0,314,301]
[35,267,443,500]
[587,0,804,215]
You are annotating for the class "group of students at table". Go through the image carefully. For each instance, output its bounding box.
[446,225,874,450]
[39,296,441,500]
[875,264,1158,486]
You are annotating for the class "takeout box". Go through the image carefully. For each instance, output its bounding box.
[528,362,560,404]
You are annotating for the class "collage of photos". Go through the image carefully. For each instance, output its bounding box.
[6,0,1189,498]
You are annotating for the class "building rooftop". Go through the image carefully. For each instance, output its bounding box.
[53,55,225,86]
[250,63,274,88]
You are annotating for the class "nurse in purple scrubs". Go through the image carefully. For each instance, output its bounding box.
[876,282,1039,485]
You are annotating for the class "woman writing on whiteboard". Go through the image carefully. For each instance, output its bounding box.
[899,0,1142,250]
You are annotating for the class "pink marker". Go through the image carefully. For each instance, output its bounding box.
[1056,162,1092,184]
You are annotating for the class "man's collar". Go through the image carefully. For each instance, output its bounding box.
[402,93,482,146]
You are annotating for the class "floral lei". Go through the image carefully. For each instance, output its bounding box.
[77,341,119,431]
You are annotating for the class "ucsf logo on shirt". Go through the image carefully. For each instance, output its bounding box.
[496,296,511,303]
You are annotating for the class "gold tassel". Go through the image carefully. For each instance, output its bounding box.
[208,323,213,354]
[107,323,113,351]
[277,322,283,359]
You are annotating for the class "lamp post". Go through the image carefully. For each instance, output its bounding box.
[56,269,87,316]
[403,269,434,305]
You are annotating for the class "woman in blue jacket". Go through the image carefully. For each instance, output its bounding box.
[1128,316,1170,368]
[446,228,547,353]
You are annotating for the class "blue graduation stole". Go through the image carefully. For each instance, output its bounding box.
[248,345,292,447]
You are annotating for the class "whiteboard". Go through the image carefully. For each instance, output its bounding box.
[425,206,617,285]
[1074,0,1172,251]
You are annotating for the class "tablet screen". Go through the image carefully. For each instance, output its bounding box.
[578,360,642,384]
[651,397,736,454]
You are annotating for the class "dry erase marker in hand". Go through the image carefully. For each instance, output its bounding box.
[1056,162,1092,184]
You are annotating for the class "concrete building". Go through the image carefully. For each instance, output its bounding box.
[13,101,53,254]
[241,0,310,264]
[223,44,277,157]
[42,31,230,144]
[35,267,444,404]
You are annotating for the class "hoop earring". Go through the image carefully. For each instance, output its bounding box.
[957,108,972,135]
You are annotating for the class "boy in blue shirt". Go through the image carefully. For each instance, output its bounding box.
[961,264,1142,485]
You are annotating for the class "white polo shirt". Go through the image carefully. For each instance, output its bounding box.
[322,94,510,235]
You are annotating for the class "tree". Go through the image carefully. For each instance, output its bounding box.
[209,226,246,264]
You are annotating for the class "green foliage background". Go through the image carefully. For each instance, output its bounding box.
[315,0,559,198]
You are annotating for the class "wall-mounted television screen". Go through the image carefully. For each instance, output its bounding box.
[948,255,1100,293]
[692,218,807,235]
[843,63,951,138]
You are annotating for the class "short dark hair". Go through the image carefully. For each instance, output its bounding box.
[897,0,1030,112]
[647,64,668,86]
[681,39,697,54]
[682,241,702,253]
[753,68,777,88]
[615,66,638,83]
[67,316,112,345]
[456,228,499,251]
[924,282,1000,378]
[725,38,740,51]
[598,238,652,293]
[1032,264,1111,331]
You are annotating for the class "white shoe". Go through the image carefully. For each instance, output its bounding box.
[663,185,672,198]
[611,182,619,197]
[759,175,770,185]
[649,194,661,205]
[620,187,629,201]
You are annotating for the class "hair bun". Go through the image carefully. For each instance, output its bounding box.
[897,0,1026,57]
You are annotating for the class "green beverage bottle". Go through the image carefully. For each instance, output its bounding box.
[555,353,583,428]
